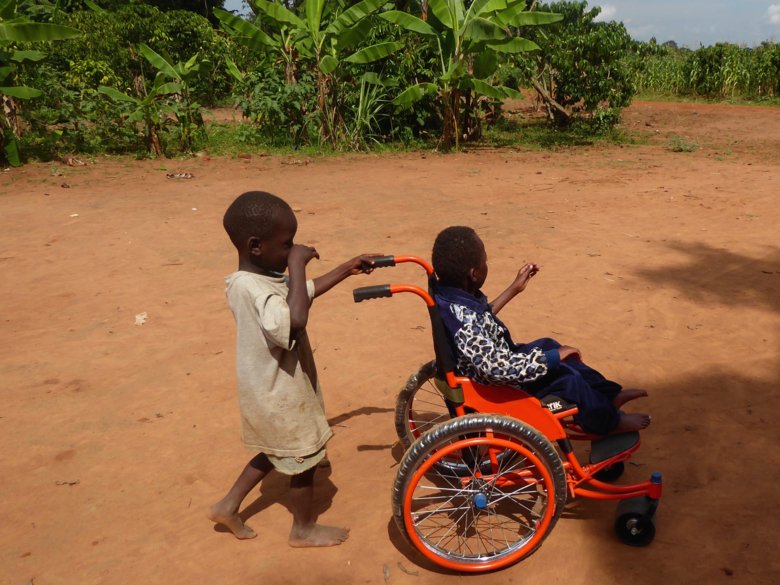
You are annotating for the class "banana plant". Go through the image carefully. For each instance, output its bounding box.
[99,71,181,156]
[1,0,80,165]
[380,0,562,148]
[137,44,209,152]
[216,0,401,145]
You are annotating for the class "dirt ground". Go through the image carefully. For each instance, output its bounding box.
[2,101,779,585]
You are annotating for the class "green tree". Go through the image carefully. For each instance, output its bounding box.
[521,1,635,128]
[216,0,398,145]
[382,0,562,148]
[1,0,80,165]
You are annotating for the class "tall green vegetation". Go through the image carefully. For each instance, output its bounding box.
[381,0,562,148]
[9,0,692,165]
[215,0,399,146]
[1,0,80,165]
[505,1,635,128]
[630,40,780,101]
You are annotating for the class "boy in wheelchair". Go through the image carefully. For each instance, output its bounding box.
[431,226,651,435]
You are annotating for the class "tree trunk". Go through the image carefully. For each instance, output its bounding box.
[317,70,329,143]
[440,88,460,150]
[2,95,24,137]
[531,78,571,125]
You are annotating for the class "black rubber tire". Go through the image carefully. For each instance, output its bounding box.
[392,414,567,572]
[394,360,442,448]
[614,497,657,547]
[593,461,625,483]
[395,361,512,477]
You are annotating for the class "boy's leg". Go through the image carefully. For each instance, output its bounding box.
[208,453,273,539]
[288,466,349,548]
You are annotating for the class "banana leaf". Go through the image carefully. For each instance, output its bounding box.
[252,0,305,28]
[336,18,373,52]
[224,57,244,83]
[0,0,17,21]
[0,22,80,42]
[487,37,539,53]
[140,44,179,81]
[305,0,325,41]
[462,16,507,42]
[11,50,46,62]
[428,0,455,30]
[361,72,399,87]
[3,128,21,167]
[473,50,498,79]
[345,41,403,64]
[214,8,275,49]
[379,11,436,36]
[497,8,563,27]
[98,86,139,104]
[319,54,338,74]
[327,0,386,36]
[392,82,437,108]
[469,78,521,99]
[0,85,42,98]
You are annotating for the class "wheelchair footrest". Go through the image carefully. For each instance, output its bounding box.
[589,432,640,464]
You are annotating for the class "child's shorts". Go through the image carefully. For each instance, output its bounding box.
[267,447,327,475]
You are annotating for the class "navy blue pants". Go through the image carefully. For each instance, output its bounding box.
[517,338,622,435]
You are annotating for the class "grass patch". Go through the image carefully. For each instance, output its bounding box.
[667,135,699,152]
[635,92,780,107]
[482,116,644,150]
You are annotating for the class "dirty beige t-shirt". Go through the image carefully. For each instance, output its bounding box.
[225,271,332,457]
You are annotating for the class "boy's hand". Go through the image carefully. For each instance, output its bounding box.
[510,263,540,293]
[349,253,384,275]
[289,244,320,266]
[558,345,581,361]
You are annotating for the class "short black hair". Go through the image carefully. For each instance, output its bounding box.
[223,191,292,249]
[432,226,483,286]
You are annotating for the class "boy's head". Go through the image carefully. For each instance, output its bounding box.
[432,226,487,290]
[223,191,297,273]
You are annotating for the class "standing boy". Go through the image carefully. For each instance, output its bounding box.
[209,191,377,547]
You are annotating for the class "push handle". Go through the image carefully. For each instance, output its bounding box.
[353,285,392,303]
[367,255,396,268]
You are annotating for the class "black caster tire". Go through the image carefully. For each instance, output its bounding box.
[593,461,625,482]
[614,497,657,547]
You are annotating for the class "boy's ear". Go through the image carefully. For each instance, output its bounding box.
[247,236,263,256]
[467,266,478,283]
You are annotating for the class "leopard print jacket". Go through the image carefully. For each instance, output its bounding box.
[449,303,549,387]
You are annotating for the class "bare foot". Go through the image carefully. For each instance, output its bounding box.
[289,524,350,548]
[612,412,652,433]
[613,388,649,408]
[208,502,257,540]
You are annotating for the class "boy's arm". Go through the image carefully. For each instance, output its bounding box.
[287,244,320,336]
[490,263,539,314]
[312,254,381,298]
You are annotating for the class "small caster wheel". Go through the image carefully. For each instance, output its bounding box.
[594,461,625,482]
[614,512,655,546]
[614,497,656,547]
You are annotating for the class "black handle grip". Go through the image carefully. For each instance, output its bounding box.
[353,285,392,303]
[362,255,395,270]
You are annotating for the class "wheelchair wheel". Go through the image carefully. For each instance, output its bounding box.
[614,496,657,547]
[395,361,501,477]
[392,414,567,573]
[395,360,449,448]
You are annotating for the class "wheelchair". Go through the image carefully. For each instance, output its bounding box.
[353,256,662,573]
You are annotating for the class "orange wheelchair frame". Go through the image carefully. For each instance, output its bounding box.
[354,255,662,573]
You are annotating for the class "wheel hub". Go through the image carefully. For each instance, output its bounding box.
[473,492,489,510]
